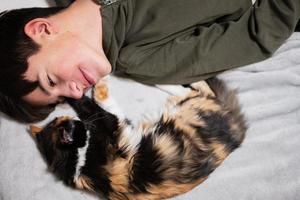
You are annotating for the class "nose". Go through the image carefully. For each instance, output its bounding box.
[66,81,83,99]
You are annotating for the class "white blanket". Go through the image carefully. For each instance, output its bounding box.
[0,1,300,200]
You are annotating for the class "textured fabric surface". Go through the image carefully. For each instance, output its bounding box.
[1,1,300,200]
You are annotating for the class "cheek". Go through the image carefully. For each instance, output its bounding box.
[53,56,79,80]
[50,41,83,79]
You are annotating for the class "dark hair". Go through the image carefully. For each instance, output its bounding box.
[0,7,64,123]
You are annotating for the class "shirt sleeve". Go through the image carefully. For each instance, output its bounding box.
[119,0,300,84]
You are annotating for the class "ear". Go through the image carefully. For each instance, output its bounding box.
[24,18,57,43]
[29,125,43,137]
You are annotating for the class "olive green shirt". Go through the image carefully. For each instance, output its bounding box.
[97,0,300,84]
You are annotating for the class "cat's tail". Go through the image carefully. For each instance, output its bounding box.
[206,77,247,146]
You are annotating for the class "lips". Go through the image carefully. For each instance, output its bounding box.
[80,69,96,87]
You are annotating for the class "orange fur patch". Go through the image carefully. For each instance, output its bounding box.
[122,179,207,200]
[191,81,215,97]
[210,141,229,165]
[55,116,72,126]
[75,175,95,192]
[29,125,42,136]
[104,158,131,193]
[148,179,206,197]
[94,80,109,102]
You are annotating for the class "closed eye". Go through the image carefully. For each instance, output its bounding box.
[47,75,56,87]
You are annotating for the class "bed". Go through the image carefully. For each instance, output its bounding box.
[0,1,300,200]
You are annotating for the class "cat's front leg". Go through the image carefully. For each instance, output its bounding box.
[66,96,106,119]
[66,96,119,132]
[93,76,126,120]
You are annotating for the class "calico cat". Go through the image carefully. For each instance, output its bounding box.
[30,78,247,200]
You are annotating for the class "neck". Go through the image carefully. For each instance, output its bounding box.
[50,0,103,53]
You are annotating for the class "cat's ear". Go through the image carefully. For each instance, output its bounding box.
[29,125,43,137]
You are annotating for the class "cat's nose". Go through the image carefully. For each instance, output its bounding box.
[60,120,77,144]
[62,129,74,144]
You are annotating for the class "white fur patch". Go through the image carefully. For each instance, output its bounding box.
[100,97,125,120]
[156,85,191,96]
[73,130,91,182]
[122,124,142,149]
[165,101,178,117]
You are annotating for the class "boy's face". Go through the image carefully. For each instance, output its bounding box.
[22,31,111,106]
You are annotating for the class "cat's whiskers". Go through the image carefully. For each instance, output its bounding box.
[84,115,109,124]
[83,112,104,122]
[81,113,112,131]
[82,113,107,123]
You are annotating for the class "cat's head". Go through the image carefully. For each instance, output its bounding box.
[30,117,88,183]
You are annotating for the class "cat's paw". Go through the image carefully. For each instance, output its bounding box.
[93,78,109,103]
[190,81,215,97]
[92,76,126,119]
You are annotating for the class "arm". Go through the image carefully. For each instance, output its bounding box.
[121,0,300,84]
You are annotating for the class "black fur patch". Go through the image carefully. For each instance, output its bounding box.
[36,123,78,186]
[130,134,164,192]
[196,111,240,152]
[79,133,113,196]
